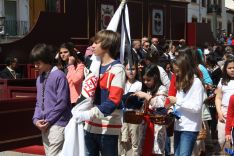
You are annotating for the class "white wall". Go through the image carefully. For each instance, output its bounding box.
[187,1,207,22]
[0,0,4,17]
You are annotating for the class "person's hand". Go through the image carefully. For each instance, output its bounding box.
[74,111,91,123]
[68,56,76,65]
[226,135,231,141]
[132,91,150,100]
[218,112,226,123]
[168,96,176,104]
[35,120,49,132]
[167,108,173,114]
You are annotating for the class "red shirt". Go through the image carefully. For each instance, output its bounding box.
[225,94,234,135]
[165,73,177,107]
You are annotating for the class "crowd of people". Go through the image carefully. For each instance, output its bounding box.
[1,29,234,156]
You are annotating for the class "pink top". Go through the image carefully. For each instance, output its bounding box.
[85,46,94,57]
[66,63,85,104]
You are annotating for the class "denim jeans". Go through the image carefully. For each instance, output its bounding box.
[174,131,198,156]
[84,130,118,156]
[165,133,171,156]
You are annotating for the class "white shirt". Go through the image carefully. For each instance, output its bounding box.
[168,52,175,60]
[218,79,234,107]
[7,66,16,79]
[157,65,170,90]
[174,77,204,132]
[124,80,142,94]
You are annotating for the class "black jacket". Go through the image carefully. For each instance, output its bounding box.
[0,67,16,79]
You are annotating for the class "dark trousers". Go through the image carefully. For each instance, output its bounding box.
[84,130,118,156]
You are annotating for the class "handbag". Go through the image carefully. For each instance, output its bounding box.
[197,122,207,140]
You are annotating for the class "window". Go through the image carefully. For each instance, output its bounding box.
[192,17,198,23]
[207,19,211,29]
[218,0,222,8]
[227,22,232,34]
[202,0,206,7]
[207,0,211,7]
[202,18,206,23]
[218,21,222,30]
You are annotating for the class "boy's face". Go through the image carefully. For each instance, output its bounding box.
[34,61,50,75]
[92,42,108,57]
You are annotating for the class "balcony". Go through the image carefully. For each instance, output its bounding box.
[207,4,222,16]
[4,20,29,37]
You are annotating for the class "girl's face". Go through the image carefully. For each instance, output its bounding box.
[92,42,107,57]
[165,64,171,72]
[173,64,181,77]
[143,75,155,89]
[226,62,234,78]
[126,64,137,80]
[59,48,70,62]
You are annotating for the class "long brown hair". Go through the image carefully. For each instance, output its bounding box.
[174,53,195,92]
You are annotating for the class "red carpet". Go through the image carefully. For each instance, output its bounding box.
[13,145,45,155]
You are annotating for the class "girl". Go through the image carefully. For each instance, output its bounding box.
[169,53,204,156]
[57,42,85,105]
[119,60,143,156]
[134,64,167,155]
[215,58,234,149]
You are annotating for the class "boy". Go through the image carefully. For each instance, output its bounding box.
[30,43,71,156]
[77,30,126,156]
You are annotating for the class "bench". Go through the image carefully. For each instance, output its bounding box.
[0,98,42,151]
[0,79,36,99]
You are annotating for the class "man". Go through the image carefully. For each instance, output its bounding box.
[150,37,159,53]
[0,57,19,79]
[141,36,149,45]
[132,40,142,61]
[140,41,150,59]
[178,39,186,48]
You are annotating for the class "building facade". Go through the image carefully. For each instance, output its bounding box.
[187,0,234,35]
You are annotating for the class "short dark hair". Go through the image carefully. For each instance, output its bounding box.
[5,57,17,66]
[30,43,56,65]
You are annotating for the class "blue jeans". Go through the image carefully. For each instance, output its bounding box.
[165,133,170,156]
[84,130,118,156]
[174,131,198,156]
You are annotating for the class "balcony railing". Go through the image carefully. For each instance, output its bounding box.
[4,20,29,36]
[207,4,222,16]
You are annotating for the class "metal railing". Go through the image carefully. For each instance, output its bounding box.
[4,20,29,36]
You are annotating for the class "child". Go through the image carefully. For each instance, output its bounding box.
[216,58,234,148]
[134,64,167,155]
[76,30,126,156]
[225,94,234,142]
[30,43,72,156]
[119,60,142,156]
[169,53,204,156]
[57,42,85,105]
